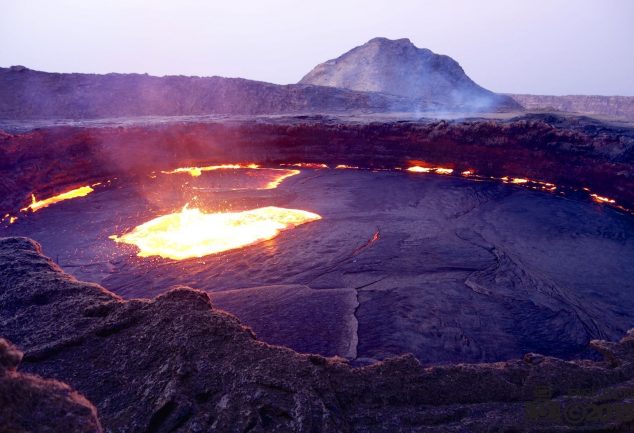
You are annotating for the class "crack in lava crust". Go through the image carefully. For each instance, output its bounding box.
[109,206,321,260]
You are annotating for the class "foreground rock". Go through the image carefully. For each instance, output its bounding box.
[0,337,102,433]
[2,236,634,432]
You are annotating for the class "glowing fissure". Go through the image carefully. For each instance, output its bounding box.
[281,163,328,169]
[161,163,300,189]
[264,169,300,189]
[401,162,630,212]
[161,164,259,177]
[591,194,616,204]
[407,166,454,175]
[20,186,95,212]
[110,205,321,260]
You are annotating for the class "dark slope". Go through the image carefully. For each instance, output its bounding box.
[0,65,413,119]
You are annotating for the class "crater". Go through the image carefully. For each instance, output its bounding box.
[3,158,633,365]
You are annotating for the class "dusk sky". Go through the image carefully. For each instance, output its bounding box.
[1,0,633,95]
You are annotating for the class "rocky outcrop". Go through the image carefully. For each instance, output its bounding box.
[510,94,634,121]
[0,337,102,433]
[2,236,634,432]
[300,37,521,111]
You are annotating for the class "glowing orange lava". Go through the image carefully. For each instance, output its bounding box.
[407,166,432,173]
[20,186,95,212]
[590,194,616,204]
[264,169,301,189]
[110,206,321,260]
[281,163,328,169]
[161,164,260,177]
[335,164,360,169]
[407,166,454,174]
[1,214,17,225]
[161,164,300,189]
[434,168,454,175]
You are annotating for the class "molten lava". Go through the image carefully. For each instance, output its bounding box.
[590,194,616,204]
[161,164,300,190]
[110,206,322,260]
[264,169,301,189]
[407,166,432,173]
[1,214,17,225]
[21,186,95,212]
[407,166,454,175]
[161,164,260,177]
[281,163,328,169]
[435,168,454,175]
[501,177,529,184]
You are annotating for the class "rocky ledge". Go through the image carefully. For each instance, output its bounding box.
[2,236,634,432]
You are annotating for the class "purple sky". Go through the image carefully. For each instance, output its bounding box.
[1,0,633,95]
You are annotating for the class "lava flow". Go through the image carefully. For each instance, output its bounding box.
[407,165,454,174]
[264,169,300,189]
[591,193,616,204]
[110,205,322,260]
[20,185,95,212]
[161,164,259,177]
[161,164,300,190]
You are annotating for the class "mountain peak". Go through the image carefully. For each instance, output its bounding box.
[367,37,413,45]
[300,37,519,111]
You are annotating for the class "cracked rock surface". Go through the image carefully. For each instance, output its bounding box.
[2,236,634,432]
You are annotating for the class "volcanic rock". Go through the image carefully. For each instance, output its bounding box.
[0,337,102,433]
[510,94,634,121]
[299,37,521,111]
[0,66,416,119]
[3,236,634,432]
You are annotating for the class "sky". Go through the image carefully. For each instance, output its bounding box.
[1,0,633,96]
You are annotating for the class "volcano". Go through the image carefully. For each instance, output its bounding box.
[2,32,634,433]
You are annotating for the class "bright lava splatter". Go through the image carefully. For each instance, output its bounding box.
[20,186,95,212]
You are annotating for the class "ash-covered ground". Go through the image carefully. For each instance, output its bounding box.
[4,166,633,365]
